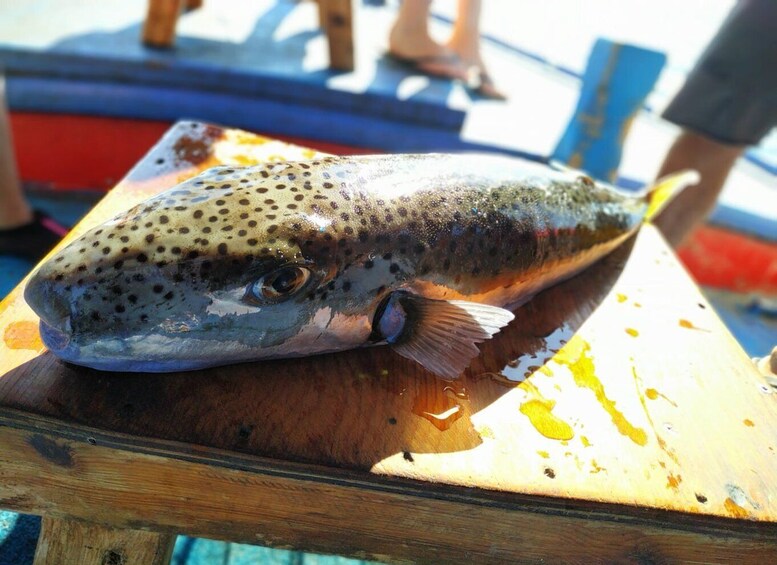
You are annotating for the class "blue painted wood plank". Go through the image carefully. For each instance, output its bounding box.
[0,48,465,131]
[3,76,534,161]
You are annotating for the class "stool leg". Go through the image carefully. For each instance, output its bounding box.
[34,516,175,565]
[184,0,203,10]
[142,0,185,48]
[318,0,354,71]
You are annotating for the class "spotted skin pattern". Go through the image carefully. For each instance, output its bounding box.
[26,154,647,373]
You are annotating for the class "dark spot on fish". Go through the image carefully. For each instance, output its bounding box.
[193,210,203,219]
[342,281,351,292]
[209,216,218,223]
[171,246,181,255]
[114,260,124,270]
[91,311,101,321]
[153,284,164,294]
[179,227,190,234]
[187,251,199,259]
[364,260,374,269]
[173,273,184,283]
[102,247,111,255]
[115,304,125,313]
[128,294,138,304]
[164,291,174,300]
[218,243,228,255]
[247,239,258,246]
[160,215,169,224]
[389,263,400,273]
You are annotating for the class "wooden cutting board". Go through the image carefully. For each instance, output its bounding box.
[1,121,775,563]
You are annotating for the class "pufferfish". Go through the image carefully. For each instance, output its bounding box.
[24,154,697,379]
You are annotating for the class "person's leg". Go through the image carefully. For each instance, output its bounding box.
[653,129,744,248]
[0,76,32,230]
[388,0,467,80]
[0,75,67,260]
[446,0,505,99]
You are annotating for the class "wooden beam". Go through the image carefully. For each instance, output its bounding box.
[34,516,174,565]
[2,422,775,564]
[318,0,354,71]
[142,0,185,49]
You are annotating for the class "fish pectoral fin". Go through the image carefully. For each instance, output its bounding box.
[391,296,514,380]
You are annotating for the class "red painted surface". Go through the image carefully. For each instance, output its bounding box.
[678,226,777,295]
[9,112,777,295]
[9,112,374,191]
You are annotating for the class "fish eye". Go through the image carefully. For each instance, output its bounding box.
[247,265,311,303]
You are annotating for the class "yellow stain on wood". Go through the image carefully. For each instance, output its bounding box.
[633,368,680,464]
[233,132,271,146]
[666,473,682,490]
[590,460,606,474]
[476,425,495,439]
[678,319,709,332]
[744,419,755,427]
[556,337,647,446]
[3,321,44,351]
[580,435,591,447]
[625,328,639,337]
[519,381,575,441]
[537,450,550,459]
[616,293,627,303]
[538,365,553,377]
[724,497,749,518]
[634,302,642,308]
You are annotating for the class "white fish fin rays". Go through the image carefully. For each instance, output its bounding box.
[391,296,514,380]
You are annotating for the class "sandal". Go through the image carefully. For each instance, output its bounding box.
[386,51,470,82]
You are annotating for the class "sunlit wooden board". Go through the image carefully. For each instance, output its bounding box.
[1,121,775,563]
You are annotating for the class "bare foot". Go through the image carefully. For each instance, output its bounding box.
[446,40,507,100]
[388,24,469,81]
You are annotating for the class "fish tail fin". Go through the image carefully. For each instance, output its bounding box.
[643,170,700,223]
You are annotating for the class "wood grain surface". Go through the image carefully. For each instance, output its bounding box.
[34,516,174,565]
[1,121,775,562]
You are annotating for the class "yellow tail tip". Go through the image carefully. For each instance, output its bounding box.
[644,169,700,222]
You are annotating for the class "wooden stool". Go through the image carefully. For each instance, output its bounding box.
[1,121,776,564]
[142,0,354,71]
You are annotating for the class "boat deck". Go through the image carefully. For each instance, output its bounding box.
[0,0,774,239]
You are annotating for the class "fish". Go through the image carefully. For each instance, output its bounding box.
[24,154,697,379]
